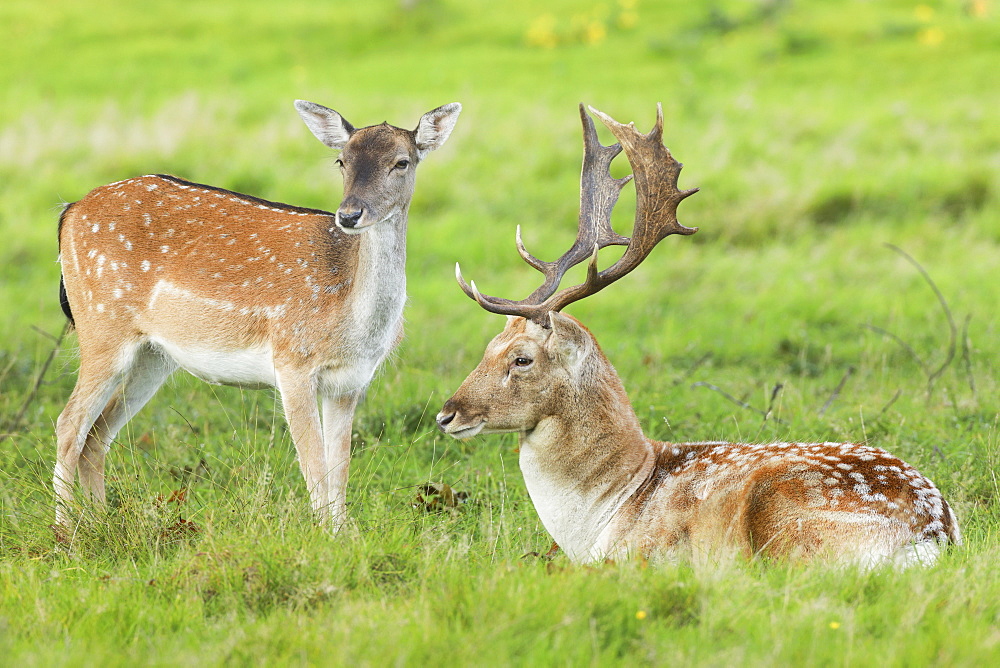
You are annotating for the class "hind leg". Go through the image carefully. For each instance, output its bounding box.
[55,368,126,525]
[76,347,177,505]
[54,342,172,526]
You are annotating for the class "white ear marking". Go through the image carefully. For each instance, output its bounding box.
[414,103,462,158]
[295,100,355,150]
[546,312,592,375]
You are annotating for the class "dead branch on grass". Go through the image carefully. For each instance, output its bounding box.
[691,381,787,425]
[0,322,70,445]
[818,365,855,417]
[864,244,961,395]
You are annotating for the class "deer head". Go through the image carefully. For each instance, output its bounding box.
[295,100,461,233]
[439,312,620,439]
[438,104,698,438]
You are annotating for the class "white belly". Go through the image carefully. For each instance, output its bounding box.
[151,337,277,389]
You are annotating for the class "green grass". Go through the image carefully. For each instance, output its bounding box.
[2,0,999,664]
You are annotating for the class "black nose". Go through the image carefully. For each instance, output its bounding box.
[436,411,455,432]
[338,210,363,228]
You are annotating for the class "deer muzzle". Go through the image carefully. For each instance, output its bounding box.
[435,401,486,439]
[335,194,376,233]
[337,209,363,229]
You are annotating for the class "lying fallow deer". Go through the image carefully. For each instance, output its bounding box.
[436,104,959,568]
[55,100,461,529]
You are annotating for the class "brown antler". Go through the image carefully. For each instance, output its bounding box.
[457,103,698,325]
[456,104,631,311]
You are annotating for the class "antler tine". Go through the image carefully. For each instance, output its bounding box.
[455,261,542,318]
[514,225,547,273]
[453,228,555,318]
[455,263,499,312]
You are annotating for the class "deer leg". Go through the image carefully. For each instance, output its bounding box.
[276,371,329,520]
[54,343,138,526]
[55,378,119,524]
[77,348,177,504]
[321,392,360,531]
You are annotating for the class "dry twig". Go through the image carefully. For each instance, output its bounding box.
[0,322,70,445]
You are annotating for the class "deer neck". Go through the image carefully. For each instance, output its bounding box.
[355,208,408,286]
[517,370,655,562]
[346,209,408,341]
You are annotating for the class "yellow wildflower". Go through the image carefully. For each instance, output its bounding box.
[526,14,559,49]
[584,21,607,44]
[917,27,945,46]
[618,10,638,29]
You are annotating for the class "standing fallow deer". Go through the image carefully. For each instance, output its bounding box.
[436,104,959,568]
[55,100,461,529]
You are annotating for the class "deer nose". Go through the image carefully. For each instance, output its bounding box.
[338,209,363,228]
[435,410,456,432]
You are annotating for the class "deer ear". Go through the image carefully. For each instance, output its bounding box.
[415,103,462,158]
[295,100,355,150]
[545,312,593,372]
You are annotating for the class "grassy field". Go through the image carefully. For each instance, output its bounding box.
[1,0,999,664]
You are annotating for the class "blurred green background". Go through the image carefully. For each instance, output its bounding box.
[3,0,996,435]
[1,0,999,663]
[3,0,997,393]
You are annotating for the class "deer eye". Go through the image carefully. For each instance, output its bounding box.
[394,158,410,171]
[335,158,345,168]
[513,357,533,368]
